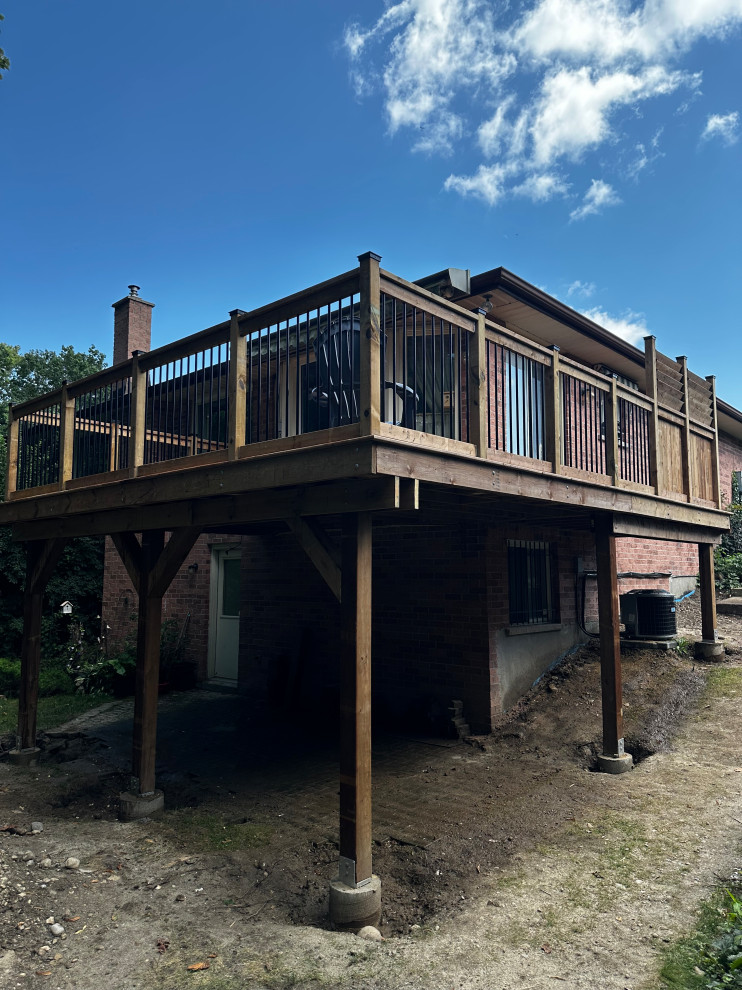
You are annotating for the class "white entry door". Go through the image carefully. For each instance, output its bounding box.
[209,547,241,682]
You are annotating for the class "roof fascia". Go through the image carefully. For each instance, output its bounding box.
[469,266,645,370]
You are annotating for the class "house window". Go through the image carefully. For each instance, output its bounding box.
[507,540,559,626]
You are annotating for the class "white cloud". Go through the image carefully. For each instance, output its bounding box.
[513,0,742,64]
[345,0,742,214]
[512,172,570,201]
[583,306,649,345]
[444,163,514,205]
[567,279,596,298]
[530,65,687,167]
[701,111,740,144]
[569,179,621,220]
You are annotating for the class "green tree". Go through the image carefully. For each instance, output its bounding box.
[0,343,106,496]
[0,343,107,659]
[0,14,10,78]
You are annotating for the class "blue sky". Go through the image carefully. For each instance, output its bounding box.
[1,0,740,407]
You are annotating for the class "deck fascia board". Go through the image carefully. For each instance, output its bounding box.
[1,433,729,541]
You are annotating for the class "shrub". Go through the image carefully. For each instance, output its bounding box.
[67,639,136,695]
[715,551,742,596]
[0,656,74,697]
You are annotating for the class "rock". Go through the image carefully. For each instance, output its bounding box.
[40,858,52,869]
[45,916,55,925]
[64,857,80,870]
[31,822,43,833]
[49,923,65,937]
[37,946,51,956]
[25,859,34,867]
[357,926,384,942]
[175,893,186,902]
[0,950,18,971]
[21,850,33,860]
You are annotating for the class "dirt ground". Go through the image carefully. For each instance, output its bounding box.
[2,596,742,990]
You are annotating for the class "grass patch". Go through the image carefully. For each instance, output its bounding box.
[146,947,332,990]
[704,666,742,701]
[660,885,742,989]
[161,809,272,853]
[0,692,114,734]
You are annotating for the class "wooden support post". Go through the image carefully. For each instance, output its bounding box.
[59,382,75,490]
[644,336,660,495]
[707,375,722,509]
[6,406,19,499]
[699,543,718,644]
[132,530,164,795]
[339,512,373,886]
[13,539,66,760]
[228,310,247,460]
[595,517,632,772]
[359,252,381,437]
[17,588,44,752]
[544,346,562,474]
[677,355,692,502]
[605,376,620,487]
[128,352,146,478]
[109,526,201,802]
[469,309,488,458]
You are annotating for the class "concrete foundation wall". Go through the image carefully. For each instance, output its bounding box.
[495,624,587,709]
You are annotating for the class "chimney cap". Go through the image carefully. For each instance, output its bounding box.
[128,284,140,297]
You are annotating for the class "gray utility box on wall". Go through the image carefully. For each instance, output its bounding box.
[619,589,677,640]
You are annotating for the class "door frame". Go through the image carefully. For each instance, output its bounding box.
[207,542,242,682]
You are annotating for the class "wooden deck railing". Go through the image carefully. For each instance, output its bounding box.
[5,255,722,510]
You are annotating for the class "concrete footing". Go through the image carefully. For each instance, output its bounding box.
[694,640,725,662]
[329,876,381,931]
[597,753,633,774]
[7,747,41,767]
[118,790,165,821]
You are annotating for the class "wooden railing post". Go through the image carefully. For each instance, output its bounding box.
[545,346,562,473]
[707,375,722,508]
[6,405,19,498]
[605,375,620,487]
[644,336,660,495]
[59,382,75,490]
[677,355,692,501]
[228,309,247,460]
[469,309,488,457]
[128,352,146,478]
[359,252,381,437]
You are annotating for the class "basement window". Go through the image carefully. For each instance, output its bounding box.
[507,539,559,626]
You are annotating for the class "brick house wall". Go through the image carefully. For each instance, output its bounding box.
[101,427,742,728]
[101,534,242,678]
[719,432,742,503]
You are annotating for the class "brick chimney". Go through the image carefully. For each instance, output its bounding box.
[112,285,154,365]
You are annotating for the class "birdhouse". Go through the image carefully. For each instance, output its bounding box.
[60,601,73,615]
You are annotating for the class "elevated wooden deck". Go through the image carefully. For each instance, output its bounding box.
[0,254,728,544]
[2,252,728,927]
